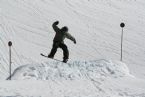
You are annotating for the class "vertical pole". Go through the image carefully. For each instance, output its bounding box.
[120,23,125,61]
[121,28,123,61]
[9,45,11,80]
[8,41,12,80]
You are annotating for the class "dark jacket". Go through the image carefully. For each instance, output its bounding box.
[52,22,76,43]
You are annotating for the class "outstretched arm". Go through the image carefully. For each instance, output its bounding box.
[65,32,76,44]
[52,21,60,32]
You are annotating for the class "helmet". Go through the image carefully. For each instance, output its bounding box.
[61,26,68,32]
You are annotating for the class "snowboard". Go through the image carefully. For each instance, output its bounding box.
[40,53,65,63]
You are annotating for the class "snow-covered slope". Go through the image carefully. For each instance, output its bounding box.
[0,60,145,97]
[1,0,145,79]
[1,78,144,97]
[1,0,145,96]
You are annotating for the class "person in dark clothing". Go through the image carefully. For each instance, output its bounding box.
[48,21,76,63]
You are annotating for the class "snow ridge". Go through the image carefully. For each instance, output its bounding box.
[11,59,132,80]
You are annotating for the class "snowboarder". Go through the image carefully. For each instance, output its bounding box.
[48,21,76,63]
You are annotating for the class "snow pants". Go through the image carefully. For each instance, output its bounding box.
[48,41,69,60]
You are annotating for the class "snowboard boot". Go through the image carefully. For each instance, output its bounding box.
[48,55,54,59]
[63,59,68,63]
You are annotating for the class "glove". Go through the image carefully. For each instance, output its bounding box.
[54,21,59,25]
[74,39,76,44]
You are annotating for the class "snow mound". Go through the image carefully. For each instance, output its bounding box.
[10,59,132,80]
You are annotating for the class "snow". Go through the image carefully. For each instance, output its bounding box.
[0,0,145,96]
[0,79,144,97]
[1,0,145,79]
[0,60,145,97]
[10,60,132,80]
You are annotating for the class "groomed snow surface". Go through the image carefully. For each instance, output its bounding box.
[0,59,145,97]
